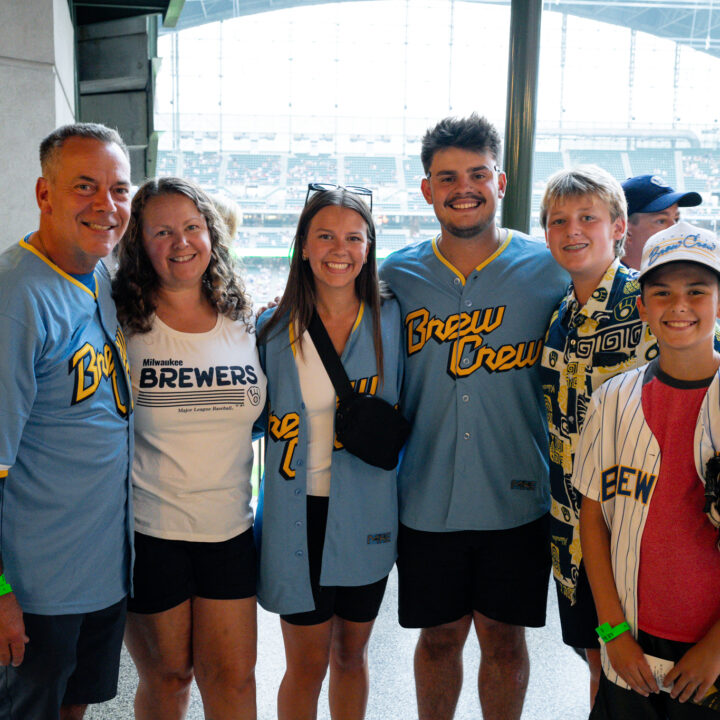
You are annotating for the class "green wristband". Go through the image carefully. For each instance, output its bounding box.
[596,621,630,643]
[0,574,12,597]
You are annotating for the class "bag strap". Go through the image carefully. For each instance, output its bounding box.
[307,311,355,401]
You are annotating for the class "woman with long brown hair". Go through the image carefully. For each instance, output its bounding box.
[256,186,404,720]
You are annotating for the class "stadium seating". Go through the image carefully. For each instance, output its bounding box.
[345,156,397,186]
[151,143,718,264]
[628,148,676,186]
[568,149,626,181]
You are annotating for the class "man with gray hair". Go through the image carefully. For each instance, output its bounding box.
[0,123,134,719]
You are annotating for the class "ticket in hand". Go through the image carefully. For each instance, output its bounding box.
[644,653,673,693]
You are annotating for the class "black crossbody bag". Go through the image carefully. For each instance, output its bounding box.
[307,310,410,471]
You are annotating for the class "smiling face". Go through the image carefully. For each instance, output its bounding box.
[624,204,681,270]
[638,262,720,361]
[141,193,213,292]
[545,194,625,291]
[36,136,131,273]
[420,147,506,241]
[302,205,370,299]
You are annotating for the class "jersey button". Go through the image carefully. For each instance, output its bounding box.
[453,277,461,285]
[294,488,302,496]
[297,460,303,467]
[465,300,472,307]
[295,550,304,557]
[464,432,471,440]
[462,395,469,402]
[461,358,470,367]
[295,520,303,527]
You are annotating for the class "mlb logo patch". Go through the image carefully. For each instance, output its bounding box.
[367,532,391,545]
[511,479,536,491]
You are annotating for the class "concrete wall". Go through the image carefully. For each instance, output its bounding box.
[0,0,75,251]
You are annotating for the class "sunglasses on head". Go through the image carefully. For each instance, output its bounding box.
[304,183,373,212]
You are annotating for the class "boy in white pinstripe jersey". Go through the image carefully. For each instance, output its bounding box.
[574,221,720,718]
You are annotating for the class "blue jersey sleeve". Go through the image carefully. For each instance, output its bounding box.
[0,311,42,474]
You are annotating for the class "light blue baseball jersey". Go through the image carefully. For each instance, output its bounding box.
[380,232,569,531]
[0,239,134,615]
[255,300,402,615]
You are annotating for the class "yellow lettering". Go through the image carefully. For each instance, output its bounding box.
[406,308,429,355]
[70,343,101,404]
[470,306,505,334]
[269,412,300,441]
[449,334,484,377]
[268,412,301,480]
[280,437,298,480]
[443,314,460,341]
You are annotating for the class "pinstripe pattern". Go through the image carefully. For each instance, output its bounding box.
[573,362,720,688]
[697,376,720,531]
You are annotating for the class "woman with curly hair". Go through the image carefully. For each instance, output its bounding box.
[113,177,265,720]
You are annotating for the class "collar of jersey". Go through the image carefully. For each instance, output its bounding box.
[288,301,365,358]
[20,238,98,299]
[431,231,512,286]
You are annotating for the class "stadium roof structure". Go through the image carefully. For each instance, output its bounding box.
[69,0,185,27]
[168,0,720,59]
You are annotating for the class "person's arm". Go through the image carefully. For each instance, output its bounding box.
[579,497,659,696]
[0,555,28,667]
[0,307,44,668]
[663,614,720,703]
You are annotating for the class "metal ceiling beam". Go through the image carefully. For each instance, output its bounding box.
[70,0,181,26]
[165,0,720,60]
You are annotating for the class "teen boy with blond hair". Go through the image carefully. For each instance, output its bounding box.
[539,165,657,703]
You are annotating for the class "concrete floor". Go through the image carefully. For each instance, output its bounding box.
[86,568,590,720]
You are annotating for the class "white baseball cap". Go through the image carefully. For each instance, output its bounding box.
[639,221,720,280]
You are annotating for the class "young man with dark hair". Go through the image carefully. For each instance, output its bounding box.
[0,123,133,720]
[380,114,568,720]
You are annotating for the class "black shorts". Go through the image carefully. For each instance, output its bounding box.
[556,561,600,649]
[591,631,720,719]
[281,496,389,627]
[0,597,127,718]
[128,528,257,614]
[397,514,551,629]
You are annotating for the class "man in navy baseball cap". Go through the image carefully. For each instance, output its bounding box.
[622,174,701,270]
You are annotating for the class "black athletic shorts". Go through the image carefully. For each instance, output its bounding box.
[397,513,551,629]
[128,528,257,614]
[556,561,600,649]
[0,597,127,718]
[281,496,389,627]
[591,631,720,719]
